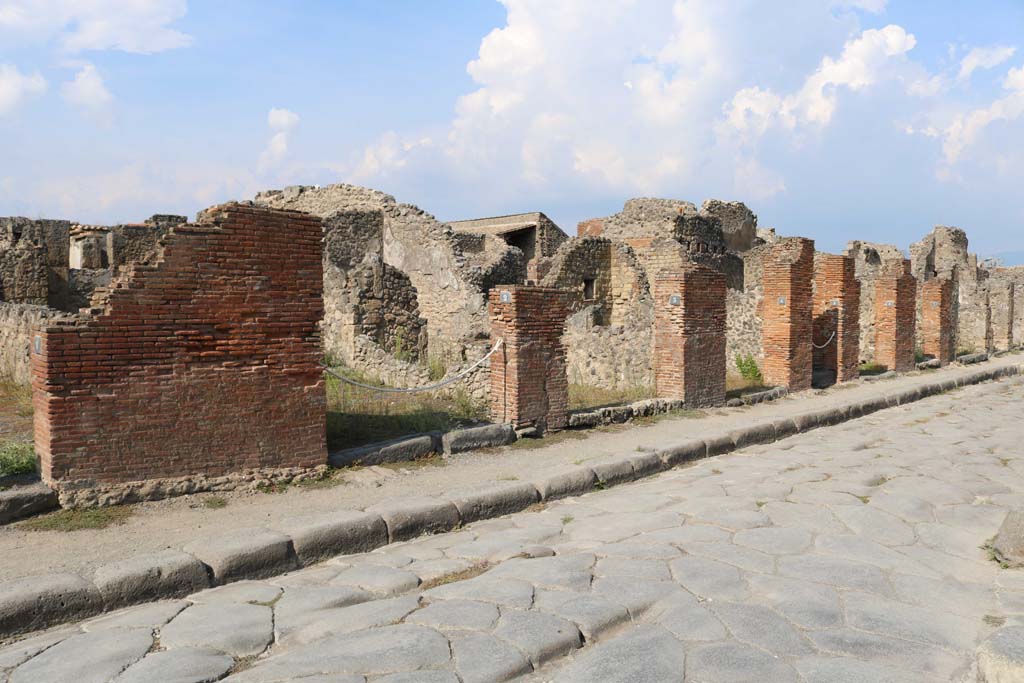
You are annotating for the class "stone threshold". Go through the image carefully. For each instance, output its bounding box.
[0,359,1020,641]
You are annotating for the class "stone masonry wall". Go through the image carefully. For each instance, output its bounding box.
[32,203,327,489]
[0,304,69,384]
[813,254,860,383]
[762,238,815,391]
[874,260,917,372]
[846,240,906,363]
[989,277,1015,352]
[921,278,955,364]
[652,266,726,406]
[0,217,71,308]
[489,286,571,432]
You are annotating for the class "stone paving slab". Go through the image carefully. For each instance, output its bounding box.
[3,368,1024,681]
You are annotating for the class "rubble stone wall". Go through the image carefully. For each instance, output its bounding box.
[846,240,906,363]
[32,203,327,489]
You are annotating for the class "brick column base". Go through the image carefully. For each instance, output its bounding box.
[762,238,815,391]
[875,260,917,372]
[488,286,572,433]
[921,278,955,365]
[652,265,727,407]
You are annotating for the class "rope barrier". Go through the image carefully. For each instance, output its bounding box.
[812,331,836,349]
[322,339,503,394]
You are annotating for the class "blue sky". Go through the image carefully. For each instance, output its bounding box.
[1,1,1023,262]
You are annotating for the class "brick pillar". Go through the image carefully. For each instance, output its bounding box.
[874,260,917,372]
[762,238,815,391]
[652,264,727,407]
[990,280,1016,352]
[921,278,955,365]
[813,254,860,383]
[488,286,571,433]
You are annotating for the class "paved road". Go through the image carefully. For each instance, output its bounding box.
[4,376,1024,682]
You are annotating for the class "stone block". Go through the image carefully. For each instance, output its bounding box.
[977,626,1024,683]
[772,418,799,440]
[729,423,776,449]
[366,497,461,542]
[93,549,209,609]
[568,412,602,428]
[328,435,436,468]
[450,483,540,524]
[589,458,635,486]
[276,511,389,565]
[793,412,823,432]
[957,352,988,365]
[183,528,298,585]
[628,451,664,478]
[0,573,101,637]
[704,435,735,457]
[992,510,1024,568]
[0,483,58,525]
[442,424,516,455]
[658,440,707,468]
[533,468,597,501]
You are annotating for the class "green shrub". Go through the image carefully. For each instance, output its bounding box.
[0,442,37,477]
[735,354,763,384]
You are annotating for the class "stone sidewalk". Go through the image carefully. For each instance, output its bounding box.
[1,354,1021,585]
[4,372,1024,681]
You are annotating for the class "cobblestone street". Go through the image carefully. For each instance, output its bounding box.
[5,376,1024,682]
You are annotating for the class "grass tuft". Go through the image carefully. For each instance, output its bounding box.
[19,506,133,532]
[203,496,228,509]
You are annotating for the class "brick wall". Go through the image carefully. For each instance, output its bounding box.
[652,265,726,407]
[488,286,571,432]
[921,278,955,365]
[874,260,917,372]
[813,254,860,383]
[762,238,815,391]
[32,203,327,488]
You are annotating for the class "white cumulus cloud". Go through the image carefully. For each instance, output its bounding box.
[0,0,191,54]
[958,45,1017,82]
[722,25,917,137]
[61,63,113,119]
[941,64,1024,166]
[0,64,47,114]
[258,107,300,172]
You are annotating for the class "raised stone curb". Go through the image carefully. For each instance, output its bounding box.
[0,360,1019,640]
[93,549,209,609]
[0,483,59,525]
[0,573,101,637]
[277,511,389,565]
[450,483,540,525]
[183,528,298,585]
[442,424,516,455]
[366,497,461,542]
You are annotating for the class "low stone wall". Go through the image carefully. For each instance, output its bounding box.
[0,303,66,385]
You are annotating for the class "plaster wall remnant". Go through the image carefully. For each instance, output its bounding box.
[652,266,727,406]
[32,203,327,494]
[921,278,955,364]
[762,238,815,391]
[813,254,860,383]
[874,259,917,372]
[488,286,572,433]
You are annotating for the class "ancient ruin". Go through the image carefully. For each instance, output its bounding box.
[0,182,1020,502]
